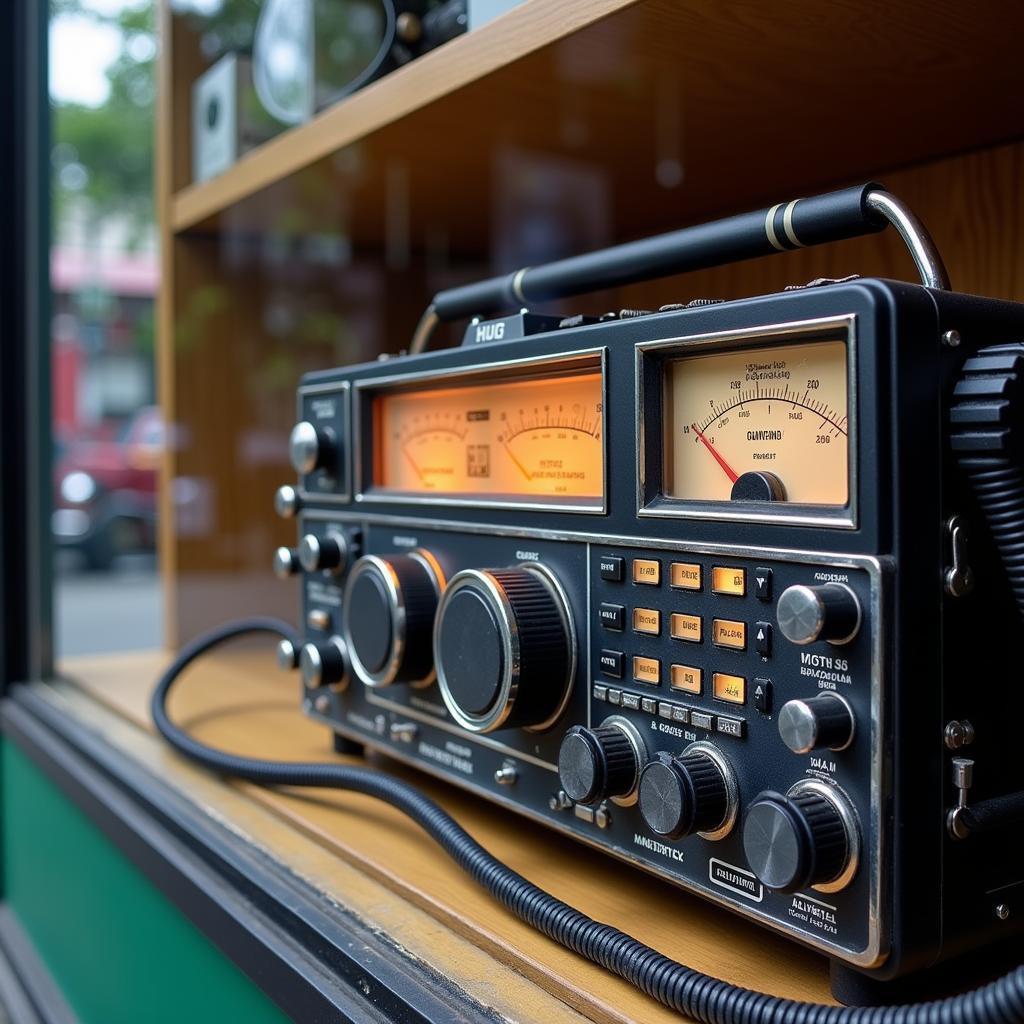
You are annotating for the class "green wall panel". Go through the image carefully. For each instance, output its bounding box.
[1,739,293,1024]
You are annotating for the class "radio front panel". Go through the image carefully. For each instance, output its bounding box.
[276,279,1024,986]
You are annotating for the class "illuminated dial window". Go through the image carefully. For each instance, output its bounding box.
[664,340,849,506]
[372,367,604,506]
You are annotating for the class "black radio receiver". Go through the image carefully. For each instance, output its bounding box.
[272,184,1024,1002]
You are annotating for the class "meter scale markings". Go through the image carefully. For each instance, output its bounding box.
[666,340,850,506]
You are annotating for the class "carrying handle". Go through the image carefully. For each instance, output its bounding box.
[412,183,949,351]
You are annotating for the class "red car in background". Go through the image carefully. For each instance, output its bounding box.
[52,406,164,571]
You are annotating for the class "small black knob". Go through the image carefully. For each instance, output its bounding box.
[743,787,854,892]
[776,583,860,645]
[290,421,335,475]
[558,723,639,805]
[273,546,301,580]
[731,471,786,502]
[638,749,730,840]
[777,694,855,754]
[299,532,348,574]
[434,566,573,734]
[342,552,443,688]
[299,637,349,689]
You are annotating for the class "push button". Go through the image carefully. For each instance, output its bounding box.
[690,710,716,731]
[632,559,661,586]
[670,613,702,643]
[599,649,624,678]
[641,697,657,714]
[599,603,625,631]
[658,701,674,719]
[755,622,772,656]
[753,678,773,714]
[621,692,641,710]
[712,619,746,650]
[716,716,746,738]
[633,656,661,685]
[607,689,622,705]
[671,706,689,724]
[599,555,624,582]
[712,566,746,596]
[670,562,702,591]
[593,684,608,701]
[633,608,661,635]
[754,567,773,602]
[670,664,702,694]
[712,672,746,705]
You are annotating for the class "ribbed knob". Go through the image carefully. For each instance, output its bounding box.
[558,724,639,805]
[299,532,348,574]
[273,546,300,580]
[434,566,573,733]
[743,787,855,892]
[638,750,730,840]
[342,552,442,688]
[290,421,335,475]
[778,694,855,754]
[776,583,861,645]
[299,637,348,690]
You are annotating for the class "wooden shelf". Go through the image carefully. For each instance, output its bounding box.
[169,0,633,233]
[58,648,834,1022]
[169,0,1024,248]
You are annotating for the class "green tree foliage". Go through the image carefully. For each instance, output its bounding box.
[52,2,157,248]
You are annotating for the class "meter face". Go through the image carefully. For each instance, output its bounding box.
[663,339,849,507]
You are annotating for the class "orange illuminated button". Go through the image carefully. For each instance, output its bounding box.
[670,562,702,590]
[670,613,702,643]
[712,566,746,596]
[633,608,661,635]
[633,656,661,685]
[712,619,746,650]
[713,672,746,704]
[670,664,702,694]
[632,559,661,585]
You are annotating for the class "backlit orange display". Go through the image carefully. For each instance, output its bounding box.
[372,369,604,505]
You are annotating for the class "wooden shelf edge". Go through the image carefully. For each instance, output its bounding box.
[169,0,635,232]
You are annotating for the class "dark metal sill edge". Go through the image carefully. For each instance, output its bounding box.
[1,684,506,1024]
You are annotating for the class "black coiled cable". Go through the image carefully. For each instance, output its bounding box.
[151,617,1024,1022]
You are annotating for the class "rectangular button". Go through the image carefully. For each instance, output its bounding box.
[717,716,746,738]
[713,672,746,705]
[670,562,702,590]
[593,684,608,701]
[670,664,702,694]
[632,558,661,585]
[712,566,746,596]
[712,618,746,650]
[754,567,773,601]
[599,555,624,582]
[755,622,772,656]
[691,710,715,731]
[621,692,641,710]
[599,603,625,631]
[633,607,661,635]
[574,804,595,823]
[641,697,657,714]
[657,701,674,719]
[670,613,702,643]
[671,706,689,724]
[607,688,622,705]
[599,649,625,678]
[753,678,773,714]
[632,656,661,685]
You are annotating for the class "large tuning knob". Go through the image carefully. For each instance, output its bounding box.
[777,693,855,754]
[638,743,737,841]
[558,719,645,805]
[341,551,444,688]
[290,421,336,475]
[743,781,859,893]
[434,565,574,733]
[776,583,861,645]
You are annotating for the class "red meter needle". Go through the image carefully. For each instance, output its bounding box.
[692,424,739,484]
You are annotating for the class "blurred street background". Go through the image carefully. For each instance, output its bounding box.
[51,0,162,657]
